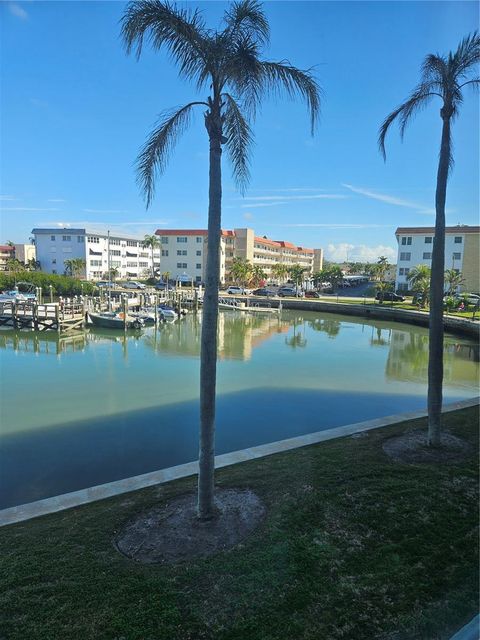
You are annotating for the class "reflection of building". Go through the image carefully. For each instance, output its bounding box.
[32,228,160,280]
[395,225,480,293]
[144,311,289,361]
[385,328,479,387]
[154,227,316,284]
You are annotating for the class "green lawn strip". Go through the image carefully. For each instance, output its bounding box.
[1,407,478,640]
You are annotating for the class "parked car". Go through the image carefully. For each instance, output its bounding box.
[305,290,321,298]
[444,293,480,308]
[278,287,304,297]
[96,281,117,289]
[226,286,247,295]
[122,281,146,290]
[155,282,174,291]
[252,288,276,296]
[375,291,405,302]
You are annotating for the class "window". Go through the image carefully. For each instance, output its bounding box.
[176,250,187,256]
[126,240,138,247]
[424,237,432,244]
[177,262,187,268]
[110,238,120,246]
[399,268,404,275]
[52,259,56,265]
[50,235,56,241]
[90,260,102,266]
[196,250,201,256]
[399,252,411,261]
[454,236,462,244]
[77,236,84,243]
[453,252,461,260]
[161,250,169,257]
[161,237,169,244]
[401,237,412,245]
[111,261,121,268]
[398,282,408,291]
[88,236,99,243]
[404,268,410,275]
[177,237,187,243]
[196,263,201,269]
[52,270,57,274]
[423,252,432,259]
[110,250,121,256]
[196,237,203,243]
[127,262,138,267]
[62,235,71,242]
[139,262,148,268]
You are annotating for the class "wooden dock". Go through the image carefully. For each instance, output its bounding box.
[0,300,85,332]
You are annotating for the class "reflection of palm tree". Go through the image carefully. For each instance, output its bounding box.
[370,325,391,347]
[308,318,340,338]
[285,319,307,349]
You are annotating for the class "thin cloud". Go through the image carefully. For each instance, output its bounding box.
[342,183,435,215]
[326,243,396,263]
[47,198,66,203]
[83,208,129,214]
[241,194,347,202]
[0,195,16,201]
[8,2,28,20]
[240,201,288,208]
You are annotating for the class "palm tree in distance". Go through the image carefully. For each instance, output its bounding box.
[121,0,321,518]
[143,234,161,279]
[379,32,479,446]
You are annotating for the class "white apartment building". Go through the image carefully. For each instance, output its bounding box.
[395,225,480,293]
[32,228,161,280]
[155,228,315,284]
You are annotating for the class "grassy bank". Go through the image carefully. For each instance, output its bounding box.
[1,406,478,640]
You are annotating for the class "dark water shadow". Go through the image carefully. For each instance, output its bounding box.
[0,388,467,509]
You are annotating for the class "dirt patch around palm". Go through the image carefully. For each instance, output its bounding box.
[382,429,472,464]
[114,488,265,565]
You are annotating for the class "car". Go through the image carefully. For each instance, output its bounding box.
[122,281,146,290]
[252,288,276,296]
[155,282,174,291]
[305,291,321,298]
[444,293,480,308]
[375,291,405,302]
[226,286,247,295]
[96,281,117,289]
[277,287,304,298]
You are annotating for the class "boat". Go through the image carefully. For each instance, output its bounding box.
[88,311,144,330]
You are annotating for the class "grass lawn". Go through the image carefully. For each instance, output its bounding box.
[1,406,478,640]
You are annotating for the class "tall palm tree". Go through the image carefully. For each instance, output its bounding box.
[444,268,465,295]
[143,234,161,278]
[379,32,479,446]
[121,0,320,518]
[64,258,86,278]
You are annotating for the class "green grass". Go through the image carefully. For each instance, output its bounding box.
[1,407,478,640]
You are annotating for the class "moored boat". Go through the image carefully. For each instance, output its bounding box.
[88,311,144,330]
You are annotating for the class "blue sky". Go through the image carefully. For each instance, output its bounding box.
[1,0,478,263]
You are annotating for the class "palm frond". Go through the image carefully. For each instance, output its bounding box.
[449,31,480,79]
[121,0,208,83]
[378,82,437,160]
[223,0,270,47]
[222,93,253,193]
[223,35,262,116]
[255,61,321,134]
[136,102,206,207]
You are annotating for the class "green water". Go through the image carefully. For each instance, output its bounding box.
[0,310,478,508]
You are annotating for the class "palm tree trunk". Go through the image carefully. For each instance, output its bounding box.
[428,113,450,446]
[198,113,222,519]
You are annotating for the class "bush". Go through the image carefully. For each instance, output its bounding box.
[0,271,97,297]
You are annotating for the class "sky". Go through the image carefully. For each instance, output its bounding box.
[0,0,478,263]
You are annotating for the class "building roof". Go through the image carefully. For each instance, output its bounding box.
[155,229,208,236]
[0,245,14,252]
[395,225,480,235]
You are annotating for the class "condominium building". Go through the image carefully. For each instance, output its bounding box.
[395,225,480,293]
[0,245,14,271]
[154,227,315,284]
[32,228,161,280]
[14,244,36,265]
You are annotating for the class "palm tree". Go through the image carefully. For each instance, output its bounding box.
[379,32,479,446]
[249,264,266,287]
[64,258,86,278]
[407,264,431,308]
[143,234,161,278]
[288,264,306,290]
[121,0,320,518]
[229,257,252,287]
[271,262,289,285]
[444,268,465,295]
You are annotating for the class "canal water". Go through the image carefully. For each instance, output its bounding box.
[0,309,478,509]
